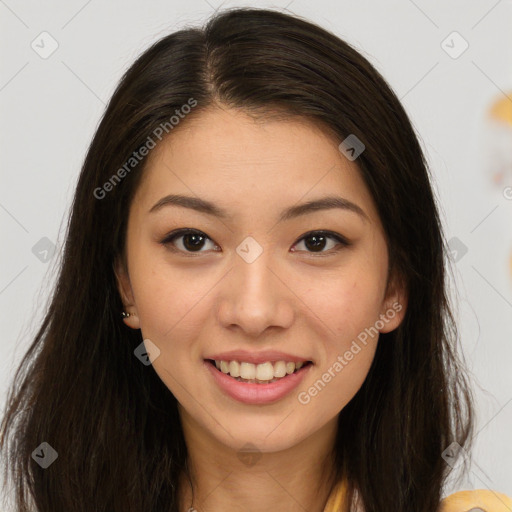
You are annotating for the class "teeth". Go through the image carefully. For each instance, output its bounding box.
[240,362,256,380]
[229,360,240,378]
[213,359,309,381]
[255,362,274,381]
[274,361,287,378]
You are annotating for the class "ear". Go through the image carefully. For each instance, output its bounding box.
[378,269,407,334]
[114,256,141,330]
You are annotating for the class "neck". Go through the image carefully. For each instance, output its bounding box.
[177,414,339,512]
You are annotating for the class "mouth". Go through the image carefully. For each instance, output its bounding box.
[205,358,313,384]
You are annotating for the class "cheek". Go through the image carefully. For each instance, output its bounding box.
[298,280,381,414]
[307,265,384,340]
[298,265,383,405]
[302,344,376,417]
[129,257,213,396]
[128,247,215,340]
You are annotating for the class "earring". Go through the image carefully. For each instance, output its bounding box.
[121,311,135,318]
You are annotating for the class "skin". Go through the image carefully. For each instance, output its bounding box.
[115,105,407,512]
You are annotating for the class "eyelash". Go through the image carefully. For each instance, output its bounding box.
[159,228,350,256]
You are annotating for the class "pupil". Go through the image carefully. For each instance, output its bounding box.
[305,235,326,252]
[184,233,204,251]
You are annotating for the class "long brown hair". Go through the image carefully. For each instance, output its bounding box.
[0,7,474,511]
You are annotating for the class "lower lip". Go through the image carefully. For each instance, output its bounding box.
[204,360,312,405]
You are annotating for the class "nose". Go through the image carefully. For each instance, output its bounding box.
[216,250,295,337]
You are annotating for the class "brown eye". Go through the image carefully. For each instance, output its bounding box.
[160,228,349,256]
[291,231,349,254]
[160,229,219,253]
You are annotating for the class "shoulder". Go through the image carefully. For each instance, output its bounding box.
[439,489,512,511]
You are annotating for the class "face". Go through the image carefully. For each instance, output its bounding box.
[116,105,407,454]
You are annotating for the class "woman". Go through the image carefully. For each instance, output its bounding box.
[1,7,510,512]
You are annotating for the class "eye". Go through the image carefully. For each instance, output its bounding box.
[291,230,350,255]
[160,228,219,254]
[160,228,350,256]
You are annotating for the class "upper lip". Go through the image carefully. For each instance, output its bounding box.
[205,350,313,365]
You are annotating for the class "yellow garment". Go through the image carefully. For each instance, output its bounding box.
[323,479,512,511]
[439,489,512,512]
[323,478,347,511]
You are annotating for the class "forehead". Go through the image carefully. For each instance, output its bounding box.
[147,106,343,173]
[134,106,380,225]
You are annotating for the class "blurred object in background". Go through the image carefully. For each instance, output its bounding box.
[484,91,512,281]
[486,92,512,186]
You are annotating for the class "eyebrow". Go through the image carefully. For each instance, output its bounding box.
[149,194,368,223]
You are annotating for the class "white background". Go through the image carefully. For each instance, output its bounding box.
[1,0,511,503]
